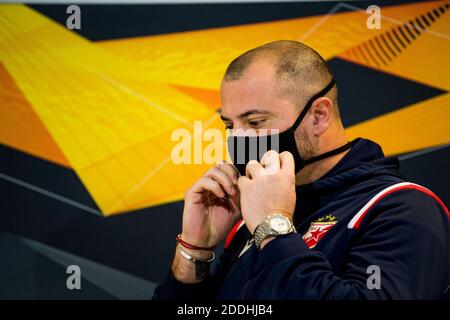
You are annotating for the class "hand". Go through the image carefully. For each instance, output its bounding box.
[238,150,296,234]
[181,162,241,250]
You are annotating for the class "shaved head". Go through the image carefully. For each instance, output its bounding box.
[223,40,339,118]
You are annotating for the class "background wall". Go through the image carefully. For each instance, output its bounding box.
[0,0,449,299]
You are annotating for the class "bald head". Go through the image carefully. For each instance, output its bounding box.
[221,40,349,184]
[223,40,339,117]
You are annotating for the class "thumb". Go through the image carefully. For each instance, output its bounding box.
[279,151,295,175]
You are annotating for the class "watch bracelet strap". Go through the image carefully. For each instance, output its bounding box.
[254,220,297,250]
[177,245,215,281]
[177,244,215,263]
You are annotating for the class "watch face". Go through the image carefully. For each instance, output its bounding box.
[269,216,290,233]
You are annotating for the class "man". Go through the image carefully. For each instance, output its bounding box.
[154,40,449,299]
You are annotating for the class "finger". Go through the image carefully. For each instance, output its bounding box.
[205,167,236,195]
[196,177,226,198]
[226,194,240,216]
[216,161,239,185]
[260,150,280,175]
[279,151,295,175]
[245,160,263,179]
[237,175,250,190]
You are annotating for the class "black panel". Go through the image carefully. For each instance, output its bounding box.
[328,58,447,127]
[0,144,98,209]
[399,145,450,206]
[0,233,115,299]
[0,144,183,283]
[28,1,425,41]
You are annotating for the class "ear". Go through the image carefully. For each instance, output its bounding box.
[311,97,333,136]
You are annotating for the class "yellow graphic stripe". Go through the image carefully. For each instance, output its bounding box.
[0,5,220,215]
[99,1,439,90]
[339,1,450,90]
[346,93,450,155]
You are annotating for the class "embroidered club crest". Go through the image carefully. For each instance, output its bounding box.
[302,214,337,248]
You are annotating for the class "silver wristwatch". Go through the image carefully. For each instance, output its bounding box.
[253,213,296,250]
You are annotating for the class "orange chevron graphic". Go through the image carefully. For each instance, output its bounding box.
[0,62,70,167]
[346,93,450,156]
[339,2,450,90]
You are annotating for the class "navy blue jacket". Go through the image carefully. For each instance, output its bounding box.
[154,138,449,299]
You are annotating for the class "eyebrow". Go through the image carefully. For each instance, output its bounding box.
[220,109,273,121]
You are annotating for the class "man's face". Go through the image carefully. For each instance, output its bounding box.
[219,61,300,135]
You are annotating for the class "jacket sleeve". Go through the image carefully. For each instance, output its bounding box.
[152,246,232,300]
[152,271,217,300]
[242,189,450,299]
[153,221,249,300]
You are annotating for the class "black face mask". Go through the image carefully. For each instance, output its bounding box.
[227,78,352,176]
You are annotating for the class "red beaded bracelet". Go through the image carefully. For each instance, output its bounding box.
[176,234,216,251]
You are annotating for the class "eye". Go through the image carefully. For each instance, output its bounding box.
[248,119,266,128]
[224,124,233,130]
